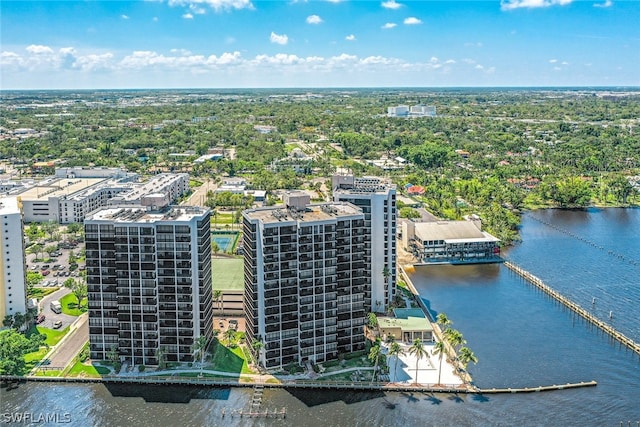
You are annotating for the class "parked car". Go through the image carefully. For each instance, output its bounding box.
[42,270,50,276]
[36,314,46,324]
[53,320,63,329]
[41,264,50,269]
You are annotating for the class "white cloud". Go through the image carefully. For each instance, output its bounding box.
[168,0,254,12]
[594,0,612,7]
[325,0,344,3]
[445,59,456,64]
[345,34,356,41]
[549,59,558,63]
[170,48,193,55]
[381,0,402,10]
[561,61,569,65]
[306,15,323,24]
[153,17,159,21]
[500,0,573,11]
[26,45,54,54]
[1,45,468,84]
[403,17,422,25]
[73,53,115,71]
[190,5,207,14]
[59,47,77,56]
[382,23,397,29]
[182,13,194,19]
[270,32,289,45]
[121,14,130,20]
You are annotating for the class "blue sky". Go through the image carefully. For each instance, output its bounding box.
[1,0,638,89]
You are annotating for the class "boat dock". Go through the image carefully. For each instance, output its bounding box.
[505,261,640,357]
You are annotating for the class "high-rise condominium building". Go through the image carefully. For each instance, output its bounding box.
[243,193,368,369]
[85,204,213,366]
[332,174,397,312]
[0,197,28,320]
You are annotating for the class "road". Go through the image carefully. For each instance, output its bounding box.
[183,179,217,207]
[47,314,88,369]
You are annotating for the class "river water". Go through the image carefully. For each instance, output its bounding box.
[2,208,640,426]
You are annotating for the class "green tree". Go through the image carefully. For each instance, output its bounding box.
[44,244,58,259]
[193,336,208,372]
[408,338,428,385]
[155,346,167,370]
[399,207,421,219]
[436,313,452,333]
[225,328,236,346]
[444,329,466,351]
[388,341,405,383]
[552,177,592,208]
[65,279,88,309]
[432,340,447,386]
[3,315,14,328]
[0,329,32,375]
[213,290,222,312]
[458,347,478,370]
[368,340,383,383]
[29,243,44,261]
[252,339,265,367]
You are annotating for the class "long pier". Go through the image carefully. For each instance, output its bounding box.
[1,375,597,395]
[505,261,640,356]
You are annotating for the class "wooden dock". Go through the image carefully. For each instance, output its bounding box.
[505,261,640,357]
[478,381,597,394]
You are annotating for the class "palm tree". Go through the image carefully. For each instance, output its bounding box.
[252,339,265,367]
[445,329,466,352]
[458,347,478,370]
[368,341,382,384]
[213,290,222,312]
[155,346,167,370]
[388,342,404,382]
[436,312,451,333]
[432,340,446,386]
[225,328,236,346]
[193,336,208,372]
[408,338,428,385]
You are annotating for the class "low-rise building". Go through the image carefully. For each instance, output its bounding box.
[403,219,501,264]
[378,309,434,344]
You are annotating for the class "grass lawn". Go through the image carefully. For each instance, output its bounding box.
[22,347,49,373]
[209,343,252,374]
[28,287,60,300]
[60,293,87,316]
[211,212,235,226]
[27,325,69,347]
[67,361,111,378]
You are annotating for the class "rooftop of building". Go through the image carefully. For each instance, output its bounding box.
[243,202,362,224]
[17,178,106,201]
[86,204,208,223]
[0,196,19,214]
[378,309,433,332]
[111,173,187,202]
[414,220,500,243]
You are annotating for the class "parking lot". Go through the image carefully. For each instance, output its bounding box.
[27,239,85,287]
[36,287,76,331]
